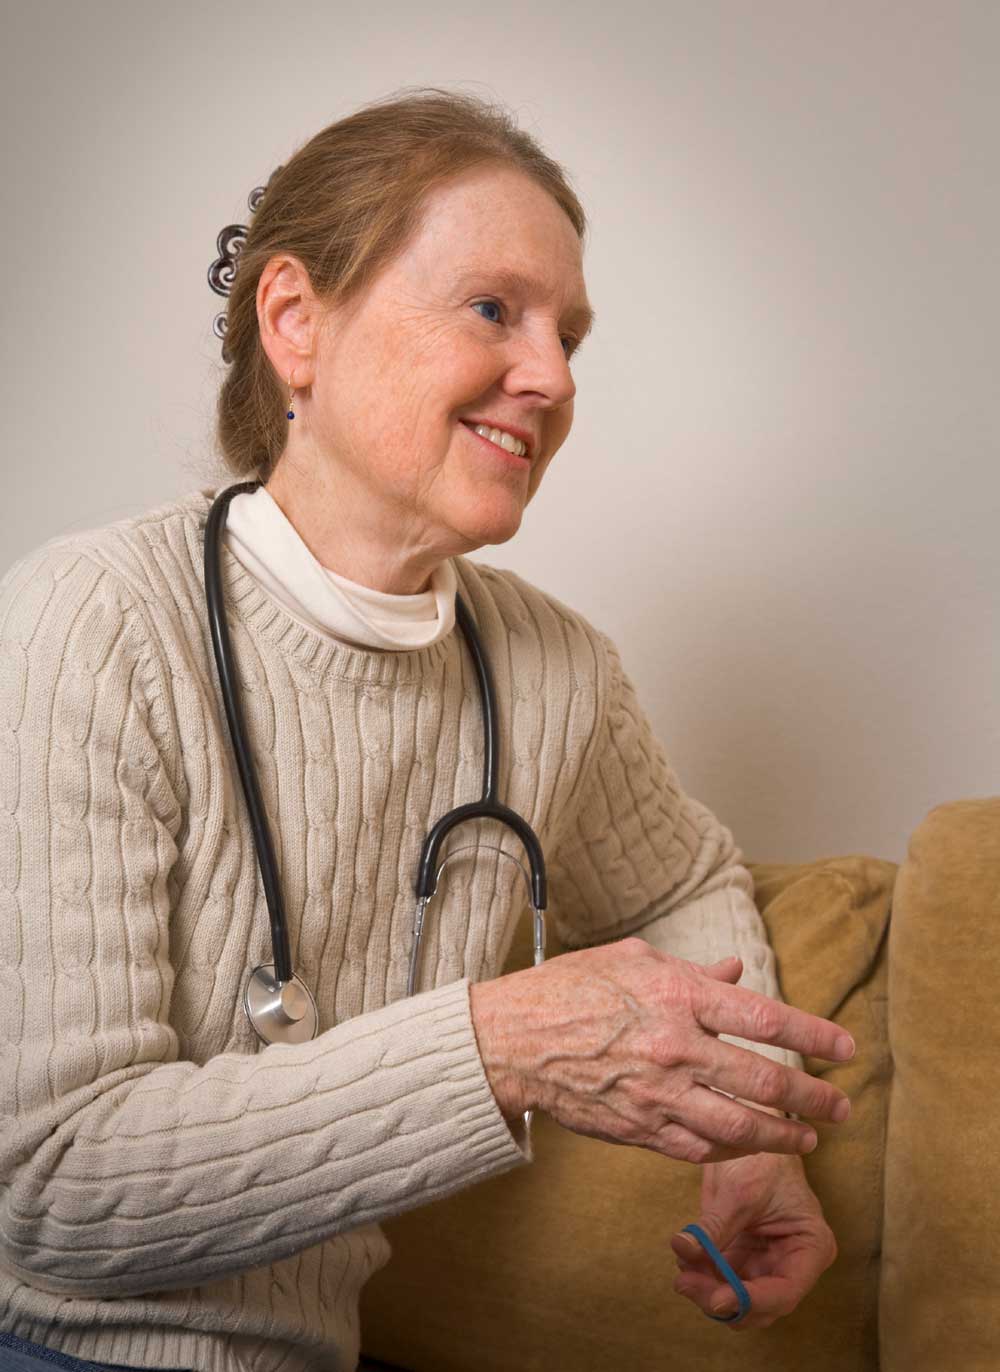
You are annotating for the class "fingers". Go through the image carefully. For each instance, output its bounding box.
[689,1038,851,1125]
[646,1113,749,1165]
[667,1084,820,1158]
[700,955,744,981]
[693,976,856,1067]
[642,1094,809,1165]
[673,1267,798,1330]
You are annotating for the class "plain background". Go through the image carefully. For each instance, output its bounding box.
[1,0,996,865]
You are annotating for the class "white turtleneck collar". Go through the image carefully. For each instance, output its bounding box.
[223,485,458,651]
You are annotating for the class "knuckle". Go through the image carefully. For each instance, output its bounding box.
[621,1120,650,1147]
[659,1124,713,1164]
[739,1056,783,1108]
[754,1059,785,1104]
[689,1134,717,1164]
[722,1109,758,1148]
[648,1029,685,1067]
[627,1080,663,1118]
[749,1001,784,1042]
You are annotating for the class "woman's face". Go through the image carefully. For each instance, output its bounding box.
[283,162,593,557]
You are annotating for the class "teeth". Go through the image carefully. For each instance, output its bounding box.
[472,423,527,457]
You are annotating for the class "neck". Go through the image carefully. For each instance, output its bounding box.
[264,458,464,595]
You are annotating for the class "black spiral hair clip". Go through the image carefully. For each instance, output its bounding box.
[208,168,283,363]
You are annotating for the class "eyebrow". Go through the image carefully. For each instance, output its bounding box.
[454,266,597,339]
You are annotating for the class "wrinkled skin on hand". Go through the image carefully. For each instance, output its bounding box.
[470,939,852,1166]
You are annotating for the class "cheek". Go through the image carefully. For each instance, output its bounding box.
[544,402,574,461]
[526,405,573,496]
[527,453,555,501]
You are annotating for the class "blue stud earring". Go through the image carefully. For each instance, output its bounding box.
[286,375,296,421]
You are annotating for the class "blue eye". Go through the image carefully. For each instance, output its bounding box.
[472,300,503,324]
[473,299,580,362]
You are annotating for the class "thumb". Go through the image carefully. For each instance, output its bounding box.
[673,1190,755,1272]
[688,1210,741,1255]
[674,1193,747,1266]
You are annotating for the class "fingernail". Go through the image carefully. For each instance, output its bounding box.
[836,1035,856,1060]
[674,1233,699,1254]
[711,1296,737,1316]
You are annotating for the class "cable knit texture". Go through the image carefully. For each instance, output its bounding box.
[0,488,800,1372]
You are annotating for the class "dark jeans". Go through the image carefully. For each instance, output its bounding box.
[0,1332,191,1372]
[0,1332,403,1372]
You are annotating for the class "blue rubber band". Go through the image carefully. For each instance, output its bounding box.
[681,1223,752,1323]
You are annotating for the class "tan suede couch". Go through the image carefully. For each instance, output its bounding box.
[359,797,1000,1371]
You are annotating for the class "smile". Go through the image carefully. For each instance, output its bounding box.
[459,420,530,459]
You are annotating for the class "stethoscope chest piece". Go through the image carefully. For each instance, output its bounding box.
[244,964,319,1046]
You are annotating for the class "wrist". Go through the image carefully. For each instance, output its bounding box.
[469,978,530,1122]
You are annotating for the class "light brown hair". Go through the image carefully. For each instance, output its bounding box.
[215,87,588,482]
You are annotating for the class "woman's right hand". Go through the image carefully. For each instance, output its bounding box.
[468,938,854,1163]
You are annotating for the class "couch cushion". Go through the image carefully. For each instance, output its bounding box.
[879,796,1000,1372]
[360,855,894,1371]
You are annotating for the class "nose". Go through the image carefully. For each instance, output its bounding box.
[504,325,577,409]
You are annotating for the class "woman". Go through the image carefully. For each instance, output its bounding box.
[0,90,853,1372]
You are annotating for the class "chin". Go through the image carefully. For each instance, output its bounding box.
[449,500,525,551]
[436,482,524,546]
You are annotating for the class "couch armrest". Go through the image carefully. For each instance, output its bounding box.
[880,796,1000,1372]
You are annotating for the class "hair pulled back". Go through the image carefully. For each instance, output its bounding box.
[215,87,587,483]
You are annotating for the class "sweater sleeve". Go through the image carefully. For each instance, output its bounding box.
[548,630,804,1078]
[0,548,527,1300]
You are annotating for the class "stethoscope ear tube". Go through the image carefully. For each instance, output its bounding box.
[409,842,545,1140]
[415,799,547,910]
[205,480,294,987]
[416,594,547,912]
[205,484,550,1057]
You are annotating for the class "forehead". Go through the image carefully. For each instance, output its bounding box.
[405,164,592,319]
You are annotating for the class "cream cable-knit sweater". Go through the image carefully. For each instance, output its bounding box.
[0,487,800,1372]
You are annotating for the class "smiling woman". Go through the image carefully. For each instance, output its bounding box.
[0,85,850,1372]
[259,159,593,590]
[218,90,589,479]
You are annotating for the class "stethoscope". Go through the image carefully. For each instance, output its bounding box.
[203,480,751,1322]
[203,480,548,1049]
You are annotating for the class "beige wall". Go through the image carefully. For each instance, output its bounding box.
[2,0,996,865]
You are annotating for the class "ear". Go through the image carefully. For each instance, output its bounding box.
[257,254,319,388]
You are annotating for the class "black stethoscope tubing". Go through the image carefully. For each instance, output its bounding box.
[205,480,295,985]
[204,480,547,1039]
[204,484,750,1311]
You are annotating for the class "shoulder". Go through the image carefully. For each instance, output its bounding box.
[0,489,216,699]
[1,488,214,622]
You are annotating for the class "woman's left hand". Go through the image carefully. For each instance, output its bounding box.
[669,1148,838,1330]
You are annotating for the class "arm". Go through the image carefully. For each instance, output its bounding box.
[548,630,803,1113]
[0,548,526,1300]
